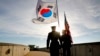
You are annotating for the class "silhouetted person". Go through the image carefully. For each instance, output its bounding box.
[61,30,73,56]
[47,26,61,56]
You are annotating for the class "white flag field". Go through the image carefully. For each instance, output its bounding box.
[32,0,59,24]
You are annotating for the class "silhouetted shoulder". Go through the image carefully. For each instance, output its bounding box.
[49,32,52,34]
[53,31,59,34]
[48,31,59,34]
[48,32,52,35]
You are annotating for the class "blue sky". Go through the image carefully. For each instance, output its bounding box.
[0,0,100,47]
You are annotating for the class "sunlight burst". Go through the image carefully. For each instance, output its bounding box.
[56,26,64,35]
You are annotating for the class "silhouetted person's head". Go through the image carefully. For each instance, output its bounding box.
[51,26,56,32]
[62,30,70,34]
[62,30,66,35]
[62,29,70,35]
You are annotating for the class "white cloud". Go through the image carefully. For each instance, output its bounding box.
[0,0,100,39]
[60,0,100,37]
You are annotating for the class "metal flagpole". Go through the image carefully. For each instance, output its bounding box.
[56,0,60,27]
[56,0,63,56]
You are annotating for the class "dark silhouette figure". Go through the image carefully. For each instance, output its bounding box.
[61,30,73,56]
[47,26,61,56]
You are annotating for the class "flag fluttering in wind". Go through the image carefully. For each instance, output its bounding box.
[64,13,69,30]
[32,0,59,24]
[64,12,73,43]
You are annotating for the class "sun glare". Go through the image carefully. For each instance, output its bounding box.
[56,26,64,35]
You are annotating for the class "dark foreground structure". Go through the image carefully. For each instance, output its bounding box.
[0,42,29,56]
[0,42,100,56]
[71,42,100,56]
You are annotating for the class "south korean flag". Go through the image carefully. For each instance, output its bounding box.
[32,0,58,24]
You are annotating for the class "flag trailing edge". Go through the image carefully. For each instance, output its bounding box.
[32,0,59,24]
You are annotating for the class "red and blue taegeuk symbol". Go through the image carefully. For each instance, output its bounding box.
[40,8,52,18]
